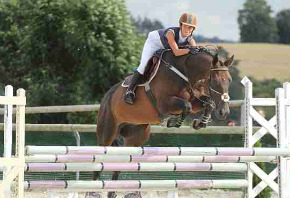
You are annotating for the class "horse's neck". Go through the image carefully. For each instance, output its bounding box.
[187,53,212,83]
[164,52,188,73]
[152,53,189,92]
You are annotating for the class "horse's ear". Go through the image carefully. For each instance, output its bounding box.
[212,54,219,67]
[225,55,234,67]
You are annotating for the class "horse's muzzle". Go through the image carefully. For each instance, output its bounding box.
[215,102,230,120]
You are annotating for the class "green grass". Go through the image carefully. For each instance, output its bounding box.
[201,43,290,82]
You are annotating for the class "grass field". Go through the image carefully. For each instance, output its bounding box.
[201,43,290,82]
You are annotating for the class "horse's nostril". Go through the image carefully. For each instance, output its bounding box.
[219,109,229,117]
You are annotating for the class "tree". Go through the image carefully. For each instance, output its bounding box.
[276,9,290,44]
[0,0,144,124]
[194,35,233,43]
[238,0,278,43]
[0,2,29,90]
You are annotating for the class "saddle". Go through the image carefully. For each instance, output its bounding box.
[121,49,169,87]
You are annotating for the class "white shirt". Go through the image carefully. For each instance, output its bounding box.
[178,31,187,44]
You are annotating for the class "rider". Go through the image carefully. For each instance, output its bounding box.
[124,13,198,105]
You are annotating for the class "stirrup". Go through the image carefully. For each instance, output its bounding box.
[126,90,135,98]
[124,90,136,104]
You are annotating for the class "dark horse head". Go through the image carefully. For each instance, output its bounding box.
[183,50,234,120]
[209,54,234,119]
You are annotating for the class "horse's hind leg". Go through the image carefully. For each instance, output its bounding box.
[91,104,119,198]
[93,112,118,176]
[96,107,118,147]
[120,124,150,147]
[120,124,150,198]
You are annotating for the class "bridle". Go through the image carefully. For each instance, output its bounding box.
[209,67,230,103]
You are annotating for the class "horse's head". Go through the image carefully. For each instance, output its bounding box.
[208,54,234,119]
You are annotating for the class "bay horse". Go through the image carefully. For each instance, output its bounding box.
[92,48,234,198]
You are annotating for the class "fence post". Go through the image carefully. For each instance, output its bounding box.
[241,76,253,198]
[3,85,13,197]
[15,88,26,198]
[283,82,290,196]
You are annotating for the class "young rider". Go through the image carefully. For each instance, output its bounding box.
[124,13,198,105]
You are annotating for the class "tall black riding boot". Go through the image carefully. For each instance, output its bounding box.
[124,71,143,105]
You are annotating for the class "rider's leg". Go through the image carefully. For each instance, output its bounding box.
[124,70,143,104]
[124,31,162,105]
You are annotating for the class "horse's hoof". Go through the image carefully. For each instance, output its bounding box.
[173,122,182,128]
[108,191,117,198]
[123,192,142,198]
[167,121,176,128]
[191,119,201,130]
[201,123,207,128]
[85,192,102,198]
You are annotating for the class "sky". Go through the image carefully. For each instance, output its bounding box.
[125,0,290,42]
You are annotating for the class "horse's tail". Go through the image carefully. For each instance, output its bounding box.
[96,82,121,146]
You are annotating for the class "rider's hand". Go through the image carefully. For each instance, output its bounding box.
[189,47,199,55]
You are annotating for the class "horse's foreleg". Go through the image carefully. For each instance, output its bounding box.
[192,96,215,130]
[161,96,192,115]
[161,96,192,127]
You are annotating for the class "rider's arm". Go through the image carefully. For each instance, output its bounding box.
[189,38,197,46]
[165,31,190,56]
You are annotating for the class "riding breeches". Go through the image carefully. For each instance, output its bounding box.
[137,30,164,75]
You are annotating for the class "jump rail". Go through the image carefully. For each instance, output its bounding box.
[25,154,278,163]
[25,146,290,156]
[23,179,249,192]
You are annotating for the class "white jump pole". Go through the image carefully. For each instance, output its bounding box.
[15,89,26,198]
[283,82,290,196]
[277,82,290,198]
[276,87,287,198]
[3,85,13,197]
[241,77,254,198]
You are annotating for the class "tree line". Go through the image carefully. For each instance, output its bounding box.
[238,0,290,44]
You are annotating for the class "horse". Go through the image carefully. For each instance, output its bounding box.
[91,48,234,198]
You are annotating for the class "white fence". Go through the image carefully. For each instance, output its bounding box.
[241,76,290,197]
[0,86,26,198]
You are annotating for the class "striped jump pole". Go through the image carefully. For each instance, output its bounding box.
[24,162,248,172]
[24,179,249,192]
[25,154,278,163]
[25,146,290,156]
